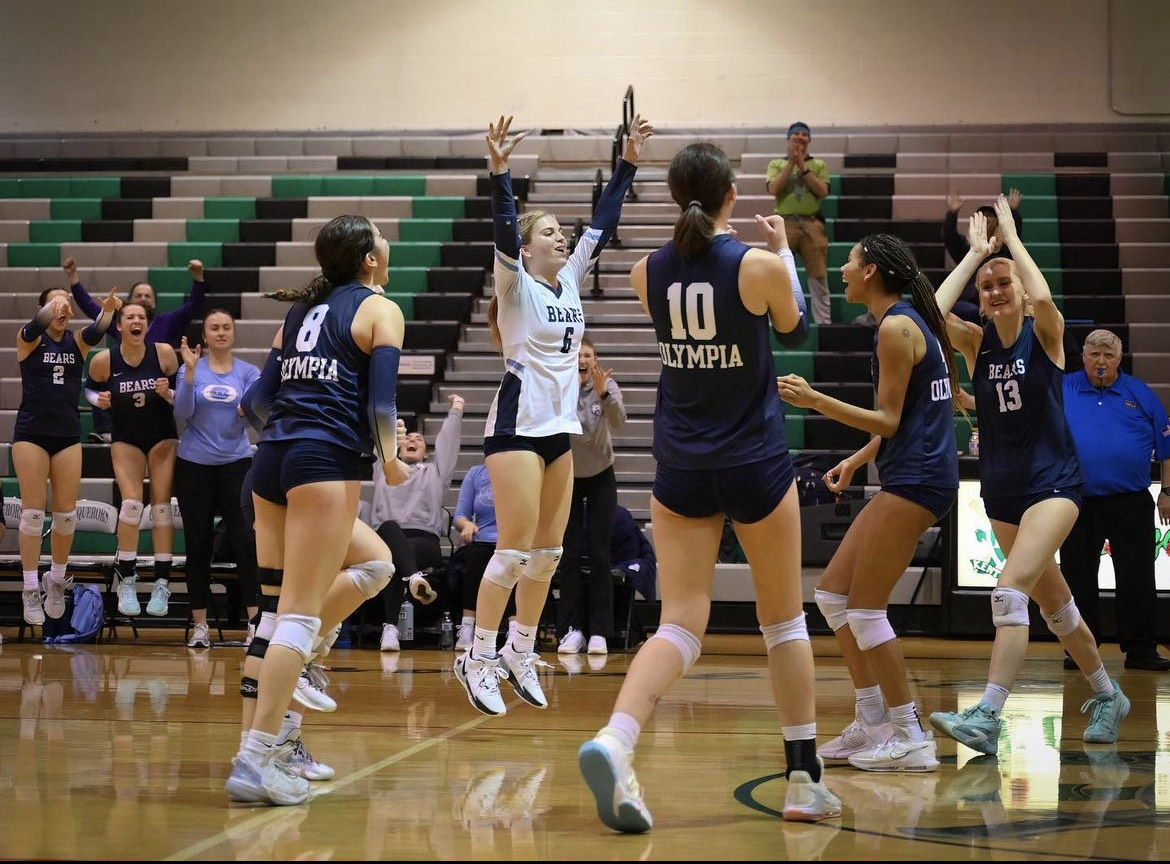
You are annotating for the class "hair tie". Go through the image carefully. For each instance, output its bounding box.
[687,200,702,209]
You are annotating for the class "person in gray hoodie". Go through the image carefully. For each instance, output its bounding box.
[368,393,465,650]
[557,336,627,656]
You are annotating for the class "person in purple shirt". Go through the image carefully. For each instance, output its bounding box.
[63,256,207,442]
[173,310,261,649]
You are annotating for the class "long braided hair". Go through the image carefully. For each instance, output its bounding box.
[268,214,376,305]
[859,233,961,404]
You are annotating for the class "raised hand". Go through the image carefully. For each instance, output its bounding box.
[62,257,79,284]
[589,361,614,396]
[622,114,655,164]
[993,195,1018,242]
[179,335,201,370]
[187,259,205,281]
[1007,187,1022,210]
[98,285,122,316]
[777,373,819,409]
[448,393,465,412]
[946,188,964,213]
[486,115,529,174]
[754,213,790,253]
[966,211,996,260]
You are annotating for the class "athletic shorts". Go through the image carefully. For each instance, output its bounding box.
[654,455,795,524]
[484,432,571,465]
[983,485,1083,525]
[12,433,79,457]
[251,439,370,506]
[883,484,957,523]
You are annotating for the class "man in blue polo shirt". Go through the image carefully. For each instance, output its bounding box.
[1060,328,1170,671]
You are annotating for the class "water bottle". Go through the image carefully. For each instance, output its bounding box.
[439,611,454,650]
[398,600,414,644]
[968,428,980,457]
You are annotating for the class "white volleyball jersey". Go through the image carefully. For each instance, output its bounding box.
[484,227,604,438]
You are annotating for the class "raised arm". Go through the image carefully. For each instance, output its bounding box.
[936,210,996,316]
[994,195,1063,360]
[750,213,807,347]
[63,257,101,320]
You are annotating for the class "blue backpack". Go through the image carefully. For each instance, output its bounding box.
[43,584,105,644]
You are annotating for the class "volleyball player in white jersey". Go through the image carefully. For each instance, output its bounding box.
[454,114,653,716]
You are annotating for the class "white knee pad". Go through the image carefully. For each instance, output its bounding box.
[1044,598,1081,636]
[650,623,702,674]
[760,613,810,650]
[257,610,278,641]
[151,502,173,528]
[19,508,45,537]
[347,559,394,599]
[814,589,849,633]
[119,499,144,527]
[51,509,77,536]
[483,549,530,590]
[269,613,322,663]
[524,546,562,583]
[846,609,897,652]
[991,587,1030,628]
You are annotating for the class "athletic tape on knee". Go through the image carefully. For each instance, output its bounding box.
[760,613,810,650]
[118,499,144,527]
[846,608,897,651]
[18,508,45,537]
[348,559,394,599]
[650,623,702,674]
[151,502,173,528]
[269,613,321,662]
[483,549,530,590]
[51,509,77,536]
[991,586,1030,628]
[239,675,259,699]
[524,547,562,584]
[245,637,270,661]
[1044,598,1081,636]
[813,589,849,632]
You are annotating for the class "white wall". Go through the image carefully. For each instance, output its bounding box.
[0,0,1164,134]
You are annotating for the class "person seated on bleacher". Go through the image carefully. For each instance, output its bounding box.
[84,303,181,619]
[366,393,464,651]
[64,256,208,443]
[14,285,121,626]
[556,335,626,657]
[941,188,1023,325]
[173,312,261,649]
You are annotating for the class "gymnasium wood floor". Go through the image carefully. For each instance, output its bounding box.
[0,629,1166,861]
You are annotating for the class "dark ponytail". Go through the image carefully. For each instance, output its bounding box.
[667,143,734,258]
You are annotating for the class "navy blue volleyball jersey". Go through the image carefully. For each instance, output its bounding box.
[261,282,377,456]
[109,343,178,437]
[973,317,1082,497]
[645,234,789,468]
[14,330,85,440]
[872,301,958,489]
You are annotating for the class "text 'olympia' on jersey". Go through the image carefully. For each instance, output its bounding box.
[645,233,789,469]
[262,281,384,457]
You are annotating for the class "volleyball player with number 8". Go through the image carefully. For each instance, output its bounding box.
[577,141,840,833]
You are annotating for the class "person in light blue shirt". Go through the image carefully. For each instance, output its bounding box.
[1060,328,1170,671]
[173,309,260,648]
[452,463,512,651]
